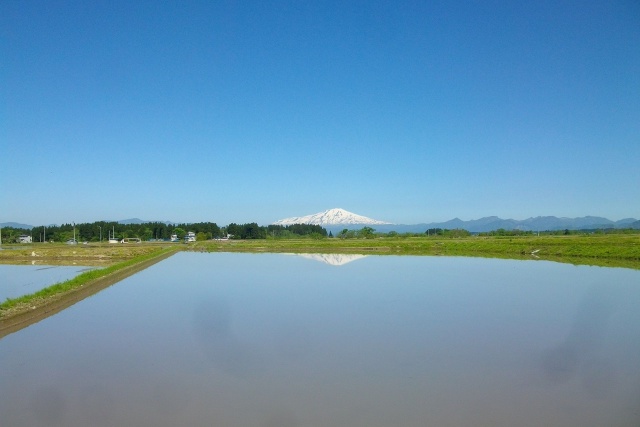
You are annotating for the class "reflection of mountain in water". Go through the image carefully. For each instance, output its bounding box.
[297,253,368,266]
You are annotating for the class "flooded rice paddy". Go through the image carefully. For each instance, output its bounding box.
[1,252,639,426]
[0,264,100,301]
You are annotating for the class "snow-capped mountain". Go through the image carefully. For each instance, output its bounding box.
[273,208,391,226]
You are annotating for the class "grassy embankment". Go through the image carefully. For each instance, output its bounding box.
[193,234,640,269]
[0,244,179,323]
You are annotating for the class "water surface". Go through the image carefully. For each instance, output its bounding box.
[0,264,99,300]
[1,253,639,426]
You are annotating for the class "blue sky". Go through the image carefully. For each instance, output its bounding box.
[2,0,639,226]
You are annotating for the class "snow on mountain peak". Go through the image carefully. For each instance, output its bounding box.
[273,208,391,226]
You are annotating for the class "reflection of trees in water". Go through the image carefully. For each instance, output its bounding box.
[540,284,617,397]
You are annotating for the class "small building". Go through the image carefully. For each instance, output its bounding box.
[185,231,196,242]
[120,238,142,243]
[18,234,32,244]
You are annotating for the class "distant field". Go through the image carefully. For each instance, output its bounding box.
[2,235,638,269]
[0,242,176,265]
[193,234,640,269]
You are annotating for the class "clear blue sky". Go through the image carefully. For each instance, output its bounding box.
[2,0,639,226]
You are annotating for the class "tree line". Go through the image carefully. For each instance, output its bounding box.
[2,222,637,243]
[0,221,328,243]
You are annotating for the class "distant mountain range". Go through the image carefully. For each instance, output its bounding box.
[273,209,639,234]
[3,212,639,233]
[0,222,34,230]
[374,216,640,234]
[0,218,174,229]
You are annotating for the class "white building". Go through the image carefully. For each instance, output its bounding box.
[18,234,32,243]
[185,231,196,242]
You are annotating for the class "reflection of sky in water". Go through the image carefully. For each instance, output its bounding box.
[0,264,98,300]
[1,253,639,427]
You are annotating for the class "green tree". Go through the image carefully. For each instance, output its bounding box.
[174,228,186,239]
[142,228,153,241]
[426,228,444,236]
[448,228,471,238]
[338,229,356,239]
[358,226,375,239]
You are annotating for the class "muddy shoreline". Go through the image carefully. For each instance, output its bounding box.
[0,249,177,339]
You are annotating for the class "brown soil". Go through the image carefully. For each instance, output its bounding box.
[0,249,177,339]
